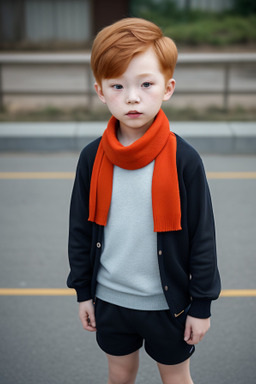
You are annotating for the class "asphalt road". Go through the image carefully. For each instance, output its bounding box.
[0,151,256,384]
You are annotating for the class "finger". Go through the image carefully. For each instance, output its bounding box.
[79,312,88,329]
[184,334,194,345]
[189,331,204,345]
[184,323,192,343]
[81,313,96,332]
[78,300,97,332]
[190,332,200,345]
[86,305,96,329]
[88,311,96,328]
[86,311,97,331]
[84,324,97,332]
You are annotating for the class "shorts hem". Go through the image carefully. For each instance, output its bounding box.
[96,336,143,357]
[145,344,195,366]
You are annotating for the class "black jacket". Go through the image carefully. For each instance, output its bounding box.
[67,134,221,319]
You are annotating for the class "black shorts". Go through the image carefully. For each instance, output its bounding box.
[95,298,195,365]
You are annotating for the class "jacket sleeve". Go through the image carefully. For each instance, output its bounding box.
[185,154,221,318]
[67,146,95,302]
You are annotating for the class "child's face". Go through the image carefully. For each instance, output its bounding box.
[95,47,175,138]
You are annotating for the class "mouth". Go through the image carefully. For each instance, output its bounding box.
[126,111,142,117]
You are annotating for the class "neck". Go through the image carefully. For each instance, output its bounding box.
[117,130,139,146]
[117,119,154,147]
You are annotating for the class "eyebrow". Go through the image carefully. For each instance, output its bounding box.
[137,73,155,77]
[105,72,156,82]
[126,72,156,78]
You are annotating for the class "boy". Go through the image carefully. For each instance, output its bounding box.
[67,18,221,384]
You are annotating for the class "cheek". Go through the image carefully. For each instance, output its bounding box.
[146,90,165,106]
[105,92,121,105]
[103,94,122,116]
[147,87,164,98]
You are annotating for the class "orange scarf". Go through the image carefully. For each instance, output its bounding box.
[88,109,181,232]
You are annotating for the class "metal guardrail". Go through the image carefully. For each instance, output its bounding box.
[0,52,256,111]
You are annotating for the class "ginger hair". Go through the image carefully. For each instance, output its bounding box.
[91,18,178,86]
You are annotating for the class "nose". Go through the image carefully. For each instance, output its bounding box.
[126,88,140,104]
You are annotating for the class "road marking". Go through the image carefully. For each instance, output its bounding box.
[207,172,256,179]
[220,289,256,297]
[0,288,76,296]
[0,172,256,180]
[0,172,75,179]
[0,288,255,297]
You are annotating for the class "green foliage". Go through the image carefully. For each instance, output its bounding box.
[164,15,256,46]
[131,0,178,18]
[130,0,181,26]
[130,0,256,46]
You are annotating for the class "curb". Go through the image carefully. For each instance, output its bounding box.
[0,121,255,154]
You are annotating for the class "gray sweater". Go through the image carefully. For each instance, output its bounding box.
[96,161,169,310]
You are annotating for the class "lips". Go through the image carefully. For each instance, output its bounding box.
[126,110,142,117]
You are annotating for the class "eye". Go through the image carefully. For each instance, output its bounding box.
[112,84,123,90]
[142,82,152,88]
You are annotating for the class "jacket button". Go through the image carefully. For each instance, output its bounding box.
[164,285,168,291]
[158,250,162,256]
[96,242,101,248]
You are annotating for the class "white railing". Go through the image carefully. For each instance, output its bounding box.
[0,52,255,111]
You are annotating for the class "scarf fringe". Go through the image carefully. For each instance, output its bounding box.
[153,216,182,233]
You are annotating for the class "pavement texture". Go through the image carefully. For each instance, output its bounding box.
[0,150,256,384]
[0,121,256,154]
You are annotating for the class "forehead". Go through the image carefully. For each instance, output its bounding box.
[128,47,161,71]
[110,47,163,81]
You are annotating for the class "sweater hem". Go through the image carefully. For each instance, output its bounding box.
[96,284,169,311]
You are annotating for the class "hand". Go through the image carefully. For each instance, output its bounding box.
[184,315,210,345]
[79,300,96,332]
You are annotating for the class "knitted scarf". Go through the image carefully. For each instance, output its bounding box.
[88,109,181,232]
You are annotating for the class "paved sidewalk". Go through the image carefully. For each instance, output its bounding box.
[0,121,256,153]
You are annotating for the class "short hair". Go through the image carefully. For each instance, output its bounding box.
[91,18,178,86]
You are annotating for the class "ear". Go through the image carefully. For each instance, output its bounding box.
[163,78,175,101]
[94,82,106,104]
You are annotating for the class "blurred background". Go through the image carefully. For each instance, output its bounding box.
[0,0,255,121]
[0,2,256,384]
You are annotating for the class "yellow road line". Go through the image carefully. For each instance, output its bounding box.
[207,172,256,179]
[0,172,75,179]
[220,289,256,297]
[0,288,76,296]
[0,172,256,180]
[0,288,255,297]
